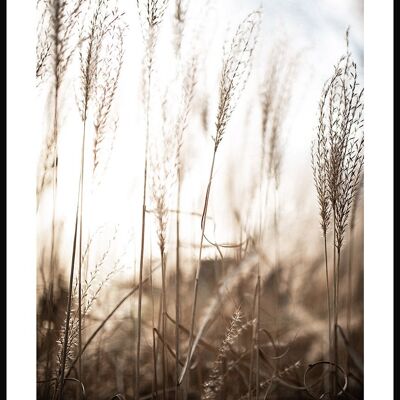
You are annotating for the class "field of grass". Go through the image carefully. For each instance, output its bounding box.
[35,1,364,399]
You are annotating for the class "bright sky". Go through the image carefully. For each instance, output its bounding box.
[36,0,364,277]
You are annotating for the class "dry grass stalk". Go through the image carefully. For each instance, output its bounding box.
[312,30,364,397]
[136,1,169,398]
[181,10,261,387]
[150,93,179,399]
[36,3,85,392]
[56,2,124,398]
[77,0,124,391]
[173,54,197,398]
[311,66,336,376]
[170,21,197,392]
[173,25,198,388]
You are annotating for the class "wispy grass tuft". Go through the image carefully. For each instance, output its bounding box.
[202,308,243,400]
[312,29,364,397]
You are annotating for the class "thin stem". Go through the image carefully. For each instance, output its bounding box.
[180,148,217,385]
[323,232,332,394]
[272,184,281,397]
[49,82,60,298]
[160,248,167,400]
[346,226,354,372]
[156,291,163,393]
[55,205,79,400]
[273,185,280,332]
[255,273,261,399]
[152,327,159,400]
[77,119,88,396]
[255,122,266,399]
[150,244,158,399]
[332,210,337,397]
[57,119,87,400]
[175,169,181,400]
[334,247,342,395]
[45,81,60,398]
[248,277,258,399]
[136,50,152,400]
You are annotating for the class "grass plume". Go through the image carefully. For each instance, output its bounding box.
[312,30,364,397]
